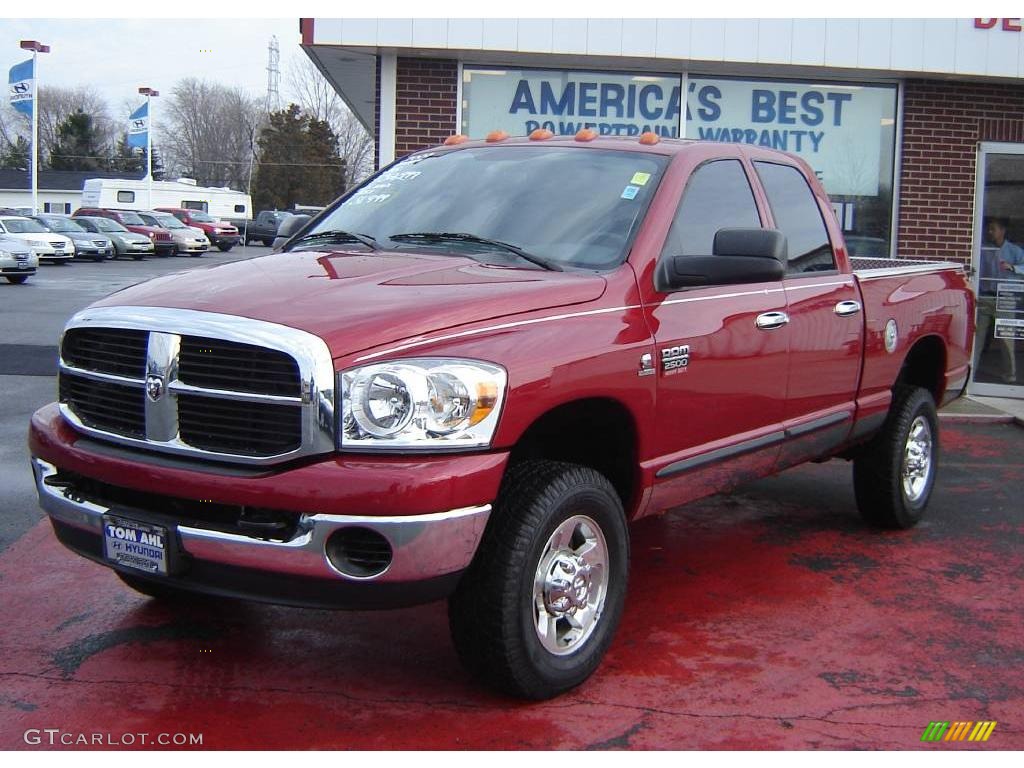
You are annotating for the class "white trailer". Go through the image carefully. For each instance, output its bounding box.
[80,178,252,220]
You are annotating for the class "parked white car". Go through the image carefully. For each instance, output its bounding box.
[0,216,75,263]
[0,232,38,284]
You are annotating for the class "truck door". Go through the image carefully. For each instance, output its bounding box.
[749,159,863,468]
[643,156,790,513]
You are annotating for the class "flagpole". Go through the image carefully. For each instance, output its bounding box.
[20,40,49,215]
[138,87,158,207]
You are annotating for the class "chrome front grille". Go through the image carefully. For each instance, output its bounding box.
[58,307,336,465]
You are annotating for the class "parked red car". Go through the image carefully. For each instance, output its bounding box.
[35,136,974,700]
[154,207,240,252]
[72,207,175,257]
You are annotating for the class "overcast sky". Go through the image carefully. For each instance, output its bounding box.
[2,18,304,119]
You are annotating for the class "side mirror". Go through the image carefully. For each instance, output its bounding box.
[272,214,311,251]
[656,228,787,291]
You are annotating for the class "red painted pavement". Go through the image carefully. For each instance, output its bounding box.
[2,422,1022,750]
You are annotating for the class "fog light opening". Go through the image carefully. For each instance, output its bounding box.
[325,527,393,579]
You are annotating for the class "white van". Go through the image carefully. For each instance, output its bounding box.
[81,178,252,221]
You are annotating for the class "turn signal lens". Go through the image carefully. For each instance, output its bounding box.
[575,128,598,142]
[444,134,469,145]
[486,130,509,142]
[529,128,554,141]
[638,132,660,145]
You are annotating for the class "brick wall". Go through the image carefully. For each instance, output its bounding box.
[394,57,459,158]
[899,79,1024,263]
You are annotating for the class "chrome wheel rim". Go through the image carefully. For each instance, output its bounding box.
[533,514,608,656]
[902,416,933,503]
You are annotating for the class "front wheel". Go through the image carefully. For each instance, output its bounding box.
[448,460,629,699]
[853,386,939,529]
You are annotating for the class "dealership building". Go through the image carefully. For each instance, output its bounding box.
[301,17,1024,398]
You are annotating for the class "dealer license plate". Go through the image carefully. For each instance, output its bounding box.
[53,249,64,256]
[103,515,168,575]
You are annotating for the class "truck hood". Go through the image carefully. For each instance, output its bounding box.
[93,248,608,358]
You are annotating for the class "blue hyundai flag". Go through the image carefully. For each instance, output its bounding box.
[126,101,148,148]
[8,58,34,117]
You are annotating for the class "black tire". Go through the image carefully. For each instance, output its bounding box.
[115,570,202,601]
[262,238,274,247]
[853,386,939,529]
[217,243,233,252]
[448,460,629,699]
[6,275,29,284]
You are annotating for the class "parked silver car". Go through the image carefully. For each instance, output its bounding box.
[32,214,114,262]
[72,216,153,260]
[136,211,209,256]
[0,232,37,284]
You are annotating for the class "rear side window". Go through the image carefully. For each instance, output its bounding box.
[753,162,835,273]
[661,160,761,259]
[234,204,245,213]
[116,191,134,203]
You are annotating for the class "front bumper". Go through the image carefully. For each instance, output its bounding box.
[29,404,506,609]
[210,234,240,247]
[33,247,73,261]
[154,241,176,255]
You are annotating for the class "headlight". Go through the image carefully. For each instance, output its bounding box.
[0,249,11,259]
[339,358,507,451]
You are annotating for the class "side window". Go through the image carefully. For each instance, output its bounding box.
[753,162,835,274]
[233,204,246,213]
[116,191,134,203]
[661,159,761,259]
[182,200,208,212]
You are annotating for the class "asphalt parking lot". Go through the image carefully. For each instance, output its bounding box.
[1,251,1022,749]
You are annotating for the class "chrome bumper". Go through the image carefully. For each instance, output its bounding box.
[32,458,491,584]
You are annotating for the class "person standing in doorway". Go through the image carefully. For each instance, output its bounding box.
[976,218,1022,384]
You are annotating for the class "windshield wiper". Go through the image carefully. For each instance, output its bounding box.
[288,229,378,250]
[388,232,562,272]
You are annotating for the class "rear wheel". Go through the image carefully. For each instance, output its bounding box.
[6,275,29,284]
[448,460,629,699]
[262,238,274,247]
[853,386,939,529]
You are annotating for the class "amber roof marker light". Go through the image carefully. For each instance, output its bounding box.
[486,130,510,142]
[639,132,661,145]
[444,134,469,145]
[575,128,598,142]
[529,128,554,141]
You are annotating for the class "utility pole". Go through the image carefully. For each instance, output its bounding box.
[138,87,159,208]
[19,40,50,216]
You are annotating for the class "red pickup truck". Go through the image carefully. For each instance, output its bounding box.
[154,207,240,252]
[31,135,974,700]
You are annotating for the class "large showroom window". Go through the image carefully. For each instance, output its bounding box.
[461,68,898,257]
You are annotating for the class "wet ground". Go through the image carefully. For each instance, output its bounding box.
[2,421,1021,750]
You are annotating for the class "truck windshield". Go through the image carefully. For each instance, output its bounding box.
[302,145,668,270]
[118,212,146,225]
[188,211,217,223]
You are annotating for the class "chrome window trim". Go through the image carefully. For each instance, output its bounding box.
[59,306,336,466]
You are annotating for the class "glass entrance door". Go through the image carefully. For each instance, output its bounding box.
[970,144,1024,398]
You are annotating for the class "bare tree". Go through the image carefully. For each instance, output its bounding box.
[38,85,115,164]
[161,78,263,189]
[286,55,373,185]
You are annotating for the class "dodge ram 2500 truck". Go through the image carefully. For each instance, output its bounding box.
[30,133,974,700]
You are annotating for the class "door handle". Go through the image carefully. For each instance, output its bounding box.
[834,300,862,317]
[755,311,790,330]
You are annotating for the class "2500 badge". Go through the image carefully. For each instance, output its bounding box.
[661,345,690,373]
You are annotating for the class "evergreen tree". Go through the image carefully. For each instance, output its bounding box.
[0,136,31,170]
[252,104,345,211]
[109,135,144,175]
[49,109,105,171]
